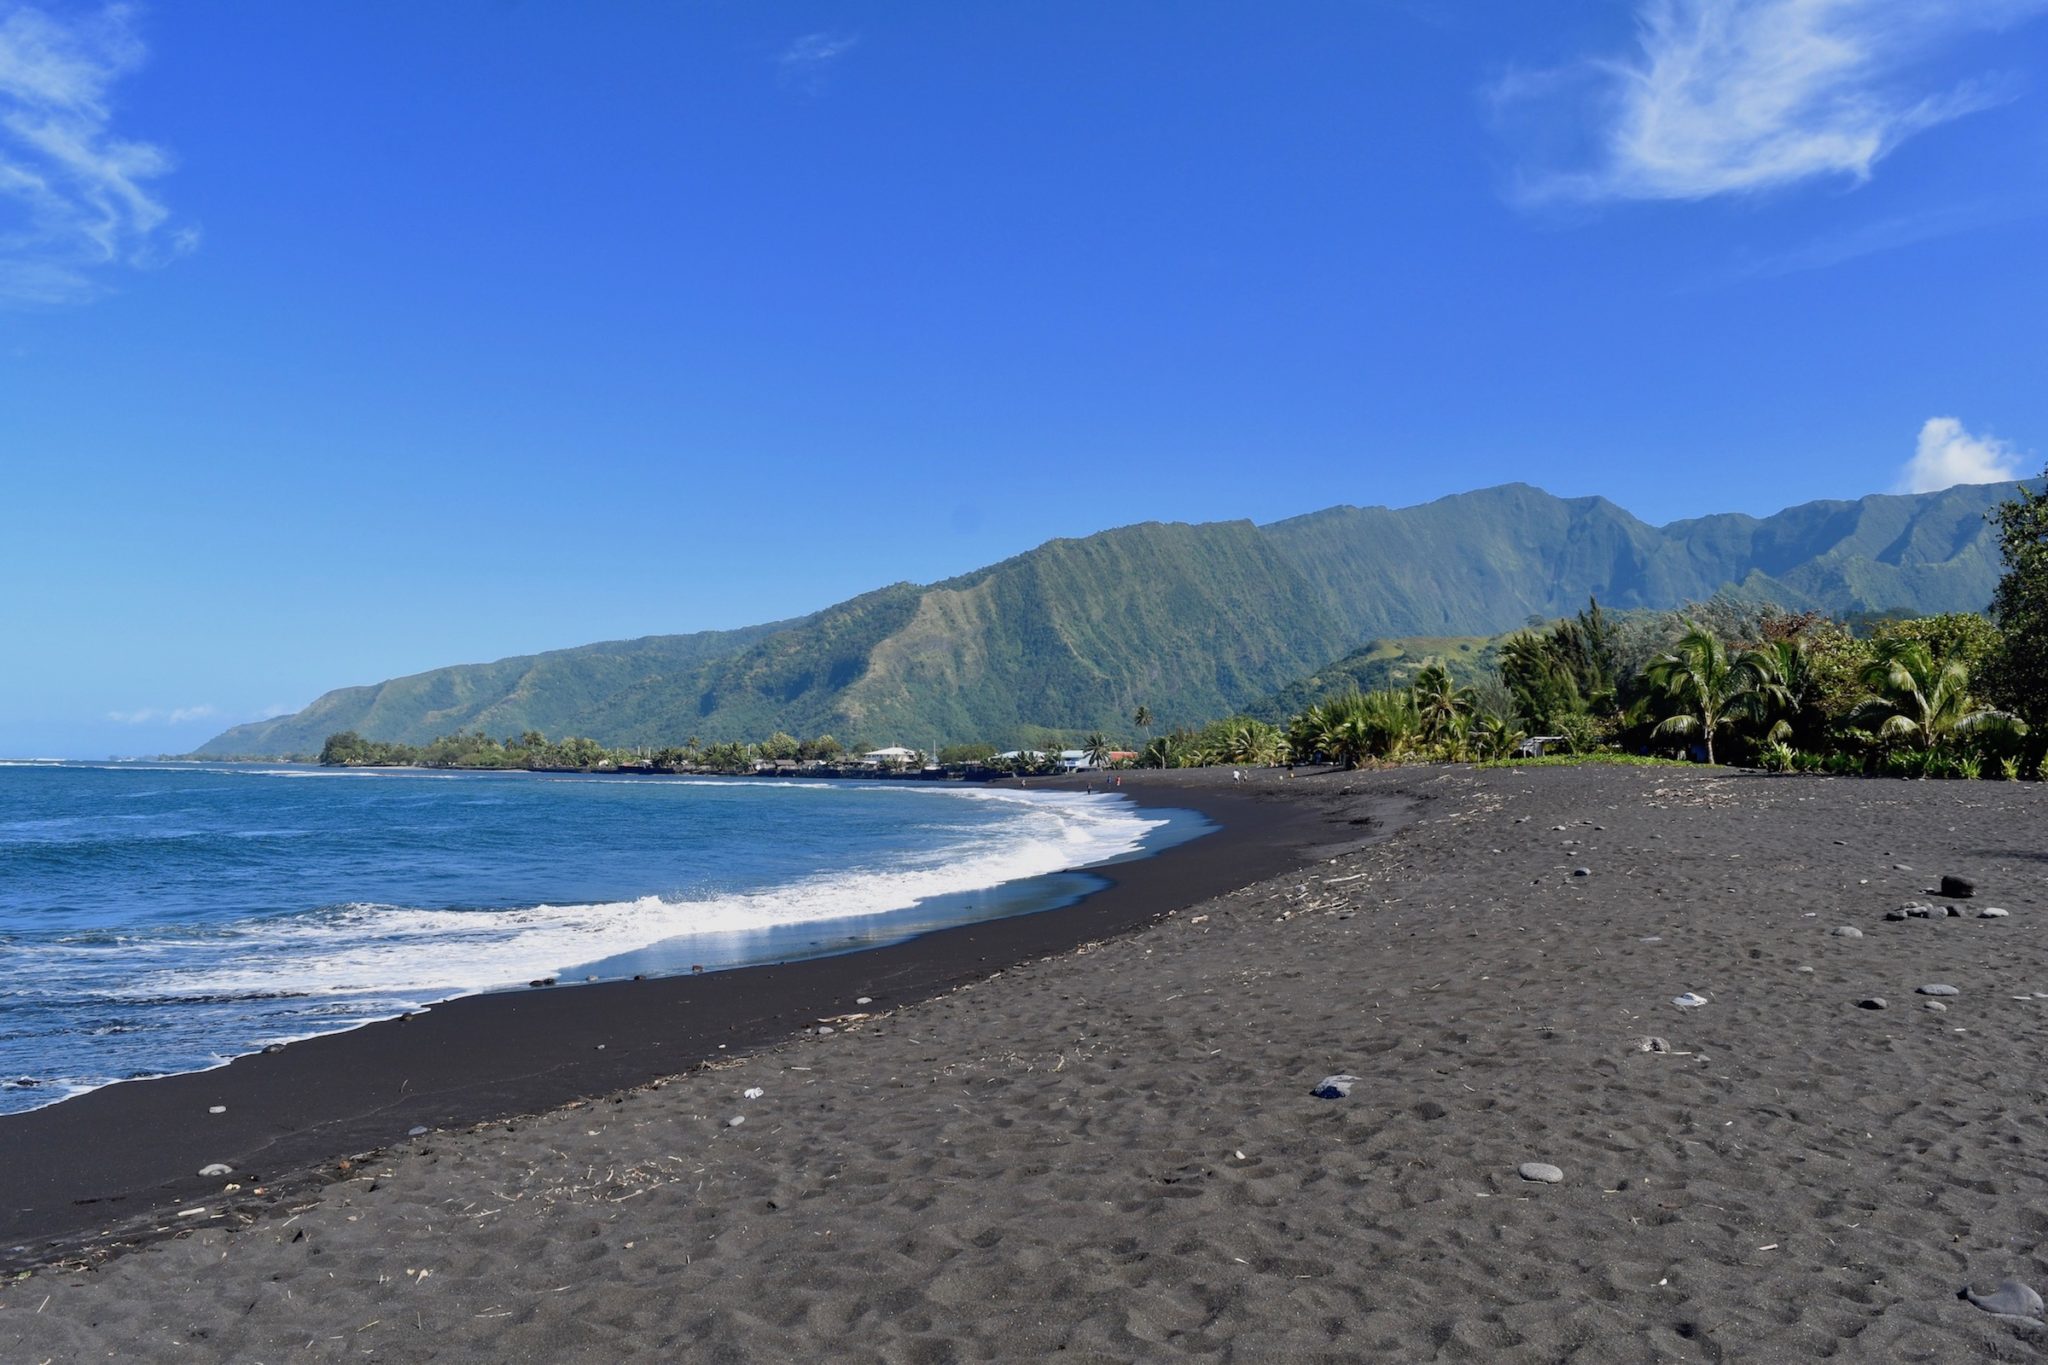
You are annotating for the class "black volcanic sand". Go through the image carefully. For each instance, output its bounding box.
[9,766,2048,1361]
[0,771,1390,1269]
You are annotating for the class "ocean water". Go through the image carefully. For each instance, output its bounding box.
[0,762,1204,1116]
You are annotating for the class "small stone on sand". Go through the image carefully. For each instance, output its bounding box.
[1633,1037,1671,1053]
[1941,875,1976,899]
[743,1087,764,1099]
[408,1125,429,1136]
[1962,1278,2044,1320]
[208,1105,226,1115]
[1671,992,1708,1009]
[1795,965,1815,974]
[1980,907,2010,919]
[1917,984,1959,997]
[1572,867,1591,878]
[1518,1162,1564,1183]
[1831,926,1864,938]
[1905,905,1936,919]
[1925,1001,1948,1013]
[1310,1074,1359,1099]
[1856,998,1888,1010]
[726,1115,745,1128]
[198,1163,232,1177]
[856,996,873,1005]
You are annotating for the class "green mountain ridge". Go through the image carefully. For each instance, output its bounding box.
[197,480,2029,757]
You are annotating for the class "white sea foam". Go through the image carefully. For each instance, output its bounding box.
[115,790,1164,1001]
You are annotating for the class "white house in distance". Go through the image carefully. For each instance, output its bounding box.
[862,746,921,768]
[996,748,1135,772]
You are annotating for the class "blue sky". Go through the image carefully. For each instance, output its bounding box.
[4,0,2046,756]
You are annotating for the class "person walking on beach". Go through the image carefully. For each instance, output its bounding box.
[1232,769,1242,783]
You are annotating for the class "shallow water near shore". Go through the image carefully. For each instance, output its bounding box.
[0,762,1203,1114]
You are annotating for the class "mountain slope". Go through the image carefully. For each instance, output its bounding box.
[195,480,2027,756]
[1260,481,2018,639]
[195,621,799,757]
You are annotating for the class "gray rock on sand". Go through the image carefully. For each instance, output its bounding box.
[1572,867,1592,878]
[726,1115,746,1128]
[198,1163,232,1177]
[1904,905,1937,919]
[1856,998,1888,1010]
[1831,926,1864,938]
[1885,908,1910,921]
[1925,1001,1948,1012]
[1518,1162,1564,1183]
[1981,907,2011,919]
[1632,1037,1672,1053]
[1310,1074,1359,1099]
[408,1125,429,1136]
[1942,875,1976,899]
[1961,1278,2044,1320]
[1918,984,1960,997]
[1671,992,1709,1009]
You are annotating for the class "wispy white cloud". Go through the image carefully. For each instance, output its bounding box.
[0,1,192,304]
[1716,196,2047,282]
[106,704,220,725]
[777,31,857,91]
[1490,0,2048,204]
[1898,416,2027,493]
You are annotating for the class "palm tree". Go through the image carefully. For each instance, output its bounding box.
[1469,710,1525,762]
[1133,704,1152,736]
[1142,733,1190,768]
[1410,659,1477,748]
[1215,717,1282,765]
[1730,637,1806,747]
[1644,622,1753,765]
[1082,732,1115,768]
[1846,640,2027,753]
[1298,688,1418,768]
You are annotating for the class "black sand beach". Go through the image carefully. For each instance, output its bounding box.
[8,763,2048,1361]
[0,773,1390,1271]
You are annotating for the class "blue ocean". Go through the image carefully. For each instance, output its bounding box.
[0,763,1201,1116]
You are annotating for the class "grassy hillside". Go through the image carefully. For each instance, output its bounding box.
[1244,635,1507,723]
[195,480,2029,757]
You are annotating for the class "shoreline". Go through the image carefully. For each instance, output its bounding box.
[0,767,1396,1270]
[13,764,2048,1358]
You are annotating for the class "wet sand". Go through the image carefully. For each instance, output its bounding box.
[0,771,1389,1270]
[7,764,2048,1361]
